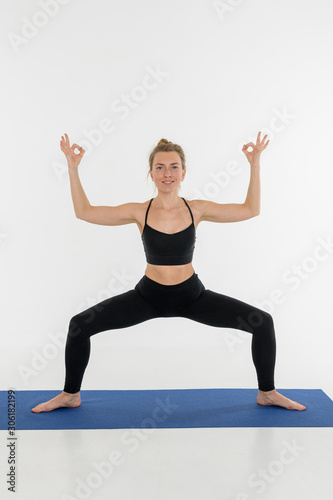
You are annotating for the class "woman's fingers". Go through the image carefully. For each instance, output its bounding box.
[60,136,70,153]
[242,133,270,165]
[243,142,256,154]
[260,134,268,145]
[60,134,85,162]
[256,131,271,147]
[259,136,269,151]
[244,134,269,150]
[71,143,85,154]
[60,135,67,145]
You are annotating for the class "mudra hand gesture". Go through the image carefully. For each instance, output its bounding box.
[60,133,85,170]
[242,131,269,167]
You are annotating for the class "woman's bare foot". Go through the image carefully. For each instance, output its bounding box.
[257,389,306,411]
[31,391,81,413]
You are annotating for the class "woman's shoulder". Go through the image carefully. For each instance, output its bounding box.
[183,198,207,214]
[130,199,154,221]
[129,199,153,211]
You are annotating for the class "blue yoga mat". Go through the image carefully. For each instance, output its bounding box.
[1,389,332,430]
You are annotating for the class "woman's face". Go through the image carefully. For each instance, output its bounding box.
[150,151,186,192]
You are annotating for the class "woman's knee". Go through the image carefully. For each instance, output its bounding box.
[67,299,107,340]
[238,307,274,333]
[255,308,274,327]
[254,309,275,334]
[67,314,89,340]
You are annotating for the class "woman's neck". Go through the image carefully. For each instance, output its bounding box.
[154,191,183,209]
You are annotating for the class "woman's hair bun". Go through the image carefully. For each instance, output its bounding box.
[157,138,169,146]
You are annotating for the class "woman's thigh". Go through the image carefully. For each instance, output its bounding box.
[180,288,271,332]
[68,288,161,340]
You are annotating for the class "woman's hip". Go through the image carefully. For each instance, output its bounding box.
[134,272,205,315]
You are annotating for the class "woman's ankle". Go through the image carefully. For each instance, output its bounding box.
[63,390,80,397]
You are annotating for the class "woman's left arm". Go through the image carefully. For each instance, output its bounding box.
[242,131,269,215]
[195,131,269,224]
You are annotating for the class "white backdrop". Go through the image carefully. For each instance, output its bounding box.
[1,0,332,398]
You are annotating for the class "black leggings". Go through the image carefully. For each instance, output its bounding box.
[64,272,276,393]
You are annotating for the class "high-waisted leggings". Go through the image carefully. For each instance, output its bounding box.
[63,272,276,393]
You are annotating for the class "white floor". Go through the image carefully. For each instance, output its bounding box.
[1,426,333,500]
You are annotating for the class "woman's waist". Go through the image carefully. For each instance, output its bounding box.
[144,262,195,286]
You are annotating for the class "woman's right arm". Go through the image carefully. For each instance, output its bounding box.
[61,133,140,226]
[68,168,91,219]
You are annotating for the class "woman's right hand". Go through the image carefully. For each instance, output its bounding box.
[60,133,85,170]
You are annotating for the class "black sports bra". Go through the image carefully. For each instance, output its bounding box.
[141,197,196,265]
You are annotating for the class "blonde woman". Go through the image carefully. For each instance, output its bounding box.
[32,132,306,413]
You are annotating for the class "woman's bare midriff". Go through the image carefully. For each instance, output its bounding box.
[144,263,195,285]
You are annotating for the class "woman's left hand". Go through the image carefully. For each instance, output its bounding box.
[242,131,269,167]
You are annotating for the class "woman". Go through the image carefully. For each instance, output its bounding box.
[32,132,306,413]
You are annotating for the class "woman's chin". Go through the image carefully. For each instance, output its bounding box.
[158,182,179,191]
